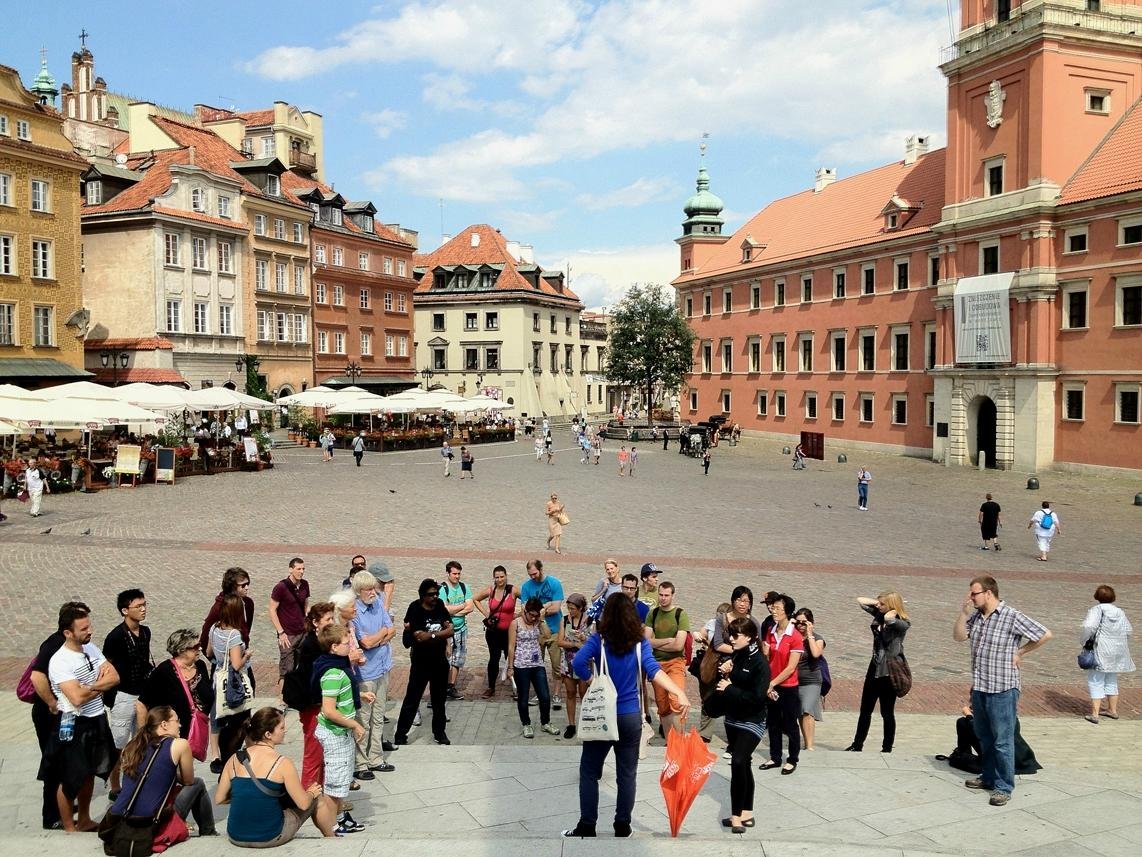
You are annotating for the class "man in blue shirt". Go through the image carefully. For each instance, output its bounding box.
[352,564,396,780]
[519,558,564,707]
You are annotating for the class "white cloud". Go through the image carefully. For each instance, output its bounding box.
[362,109,408,139]
[537,243,680,310]
[576,177,676,211]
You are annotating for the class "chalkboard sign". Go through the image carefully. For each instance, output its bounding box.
[154,447,176,484]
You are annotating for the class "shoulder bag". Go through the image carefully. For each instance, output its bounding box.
[1078,611,1104,670]
[577,640,619,741]
[98,741,179,857]
[887,653,912,698]
[556,510,571,526]
[171,660,208,761]
[236,749,299,811]
[16,657,38,703]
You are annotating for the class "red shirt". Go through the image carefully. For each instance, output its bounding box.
[766,623,804,688]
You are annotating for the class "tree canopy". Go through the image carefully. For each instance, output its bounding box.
[605,283,696,415]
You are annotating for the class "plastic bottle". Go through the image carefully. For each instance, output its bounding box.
[59,710,75,742]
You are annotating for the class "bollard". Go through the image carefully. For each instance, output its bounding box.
[1134,493,1142,506]
[837,453,848,463]
[782,446,791,455]
[1026,476,1039,490]
[978,450,987,471]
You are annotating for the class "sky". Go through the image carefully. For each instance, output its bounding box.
[2,1,957,309]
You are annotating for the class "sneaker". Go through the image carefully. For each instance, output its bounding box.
[335,813,365,834]
[562,824,596,838]
[989,792,1010,807]
[528,697,538,707]
[371,762,395,773]
[446,686,464,701]
[965,777,988,790]
[541,723,561,735]
[722,750,732,760]
[994,544,1001,551]
[552,695,563,711]
[564,724,577,739]
[980,546,990,551]
[381,741,398,752]
[433,733,451,745]
[522,724,535,739]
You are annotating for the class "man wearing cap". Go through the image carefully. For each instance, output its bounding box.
[639,564,660,609]
[352,566,397,780]
[269,558,310,690]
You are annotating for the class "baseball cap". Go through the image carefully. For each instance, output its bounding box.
[368,561,395,583]
[639,562,659,578]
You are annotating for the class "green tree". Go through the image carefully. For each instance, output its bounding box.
[606,283,696,419]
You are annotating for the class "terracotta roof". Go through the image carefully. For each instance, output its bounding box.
[0,134,89,166]
[90,368,187,385]
[85,337,175,351]
[1060,95,1142,205]
[412,225,581,302]
[235,109,274,127]
[82,148,182,215]
[153,206,250,230]
[675,151,946,283]
[280,172,412,247]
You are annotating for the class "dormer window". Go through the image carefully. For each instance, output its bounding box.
[888,213,898,230]
[330,207,342,226]
[241,138,253,155]
[362,218,373,234]
[85,180,102,206]
[266,174,280,196]
[742,246,752,263]
[191,188,205,212]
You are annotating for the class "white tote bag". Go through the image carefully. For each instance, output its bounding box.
[577,640,619,741]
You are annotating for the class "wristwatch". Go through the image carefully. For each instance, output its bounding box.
[431,632,437,639]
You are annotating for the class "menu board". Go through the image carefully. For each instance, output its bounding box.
[154,448,176,484]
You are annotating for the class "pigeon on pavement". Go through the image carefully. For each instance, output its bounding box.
[40,527,52,535]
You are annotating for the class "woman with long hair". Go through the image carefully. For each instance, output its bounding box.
[292,602,335,789]
[758,594,803,775]
[557,593,592,738]
[713,617,770,833]
[845,591,910,753]
[566,594,691,838]
[207,594,253,766]
[473,565,516,698]
[215,707,337,845]
[109,706,215,836]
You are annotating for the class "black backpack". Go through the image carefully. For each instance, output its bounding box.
[281,635,319,710]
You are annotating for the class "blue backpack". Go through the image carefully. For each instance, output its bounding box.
[1040,511,1054,529]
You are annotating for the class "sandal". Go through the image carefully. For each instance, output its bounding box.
[757,760,780,770]
[1084,715,1099,724]
[349,780,362,791]
[1103,713,1120,720]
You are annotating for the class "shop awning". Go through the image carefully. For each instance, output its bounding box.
[0,358,93,381]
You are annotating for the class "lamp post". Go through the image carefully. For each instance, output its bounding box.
[475,372,485,395]
[235,354,261,393]
[345,361,362,385]
[420,367,435,390]
[100,349,130,386]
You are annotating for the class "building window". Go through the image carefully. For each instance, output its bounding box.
[361,332,372,356]
[550,344,558,371]
[565,344,574,372]
[926,395,935,427]
[378,256,390,275]
[256,311,269,341]
[294,265,305,295]
[799,334,813,372]
[219,304,233,336]
[533,312,540,332]
[723,289,733,313]
[433,346,446,370]
[192,237,207,270]
[750,282,760,309]
[550,314,557,334]
[532,344,541,370]
[721,340,733,373]
[0,234,13,275]
[997,0,1011,21]
[330,208,342,226]
[32,305,52,346]
[360,288,370,310]
[359,252,369,271]
[805,392,817,420]
[1085,88,1110,114]
[833,269,846,299]
[485,312,498,330]
[218,196,231,219]
[775,279,786,306]
[831,331,846,372]
[801,276,813,303]
[685,296,693,317]
[315,244,326,263]
[30,179,49,212]
[465,312,478,331]
[397,260,407,277]
[859,329,876,371]
[317,330,328,353]
[193,302,209,334]
[980,242,1000,275]
[275,312,288,342]
[398,336,408,357]
[772,336,786,373]
[721,390,731,412]
[775,391,786,417]
[689,390,698,412]
[85,180,102,205]
[757,390,768,416]
[892,327,910,371]
[984,157,1004,197]
[703,292,712,315]
[930,254,940,286]
[384,291,393,311]
[1116,384,1140,424]
[749,339,761,372]
[334,332,345,354]
[332,247,343,266]
[892,395,908,425]
[166,300,181,333]
[398,293,406,312]
[266,175,280,196]
[1063,384,1085,421]
[701,341,712,373]
[1119,219,1142,246]
[0,172,11,207]
[0,115,7,136]
[16,119,30,140]
[925,323,937,369]
[31,239,52,279]
[895,259,909,290]
[293,314,307,343]
[832,393,844,421]
[255,260,267,291]
[1061,284,1088,329]
[385,335,395,357]
[190,188,205,212]
[293,222,303,243]
[1117,279,1142,326]
[487,347,499,370]
[432,313,445,331]
[217,241,233,273]
[1065,228,1088,254]
[862,264,875,295]
[272,219,285,240]
[860,393,874,422]
[565,317,572,335]
[315,283,326,304]
[164,233,181,266]
[254,214,267,236]
[333,285,343,306]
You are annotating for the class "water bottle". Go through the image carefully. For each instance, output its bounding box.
[59,711,75,742]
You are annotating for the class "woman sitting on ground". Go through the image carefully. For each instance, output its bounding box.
[215,707,337,845]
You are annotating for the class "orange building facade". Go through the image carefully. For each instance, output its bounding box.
[675,0,1142,473]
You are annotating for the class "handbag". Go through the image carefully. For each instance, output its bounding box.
[17,488,28,502]
[170,660,208,761]
[556,510,570,526]
[577,640,619,741]
[887,654,912,698]
[1078,611,1104,670]
[16,656,38,703]
[150,810,188,853]
[688,646,706,679]
[98,741,175,857]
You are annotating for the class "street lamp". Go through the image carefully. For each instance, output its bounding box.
[345,361,362,384]
[100,349,130,386]
[420,367,435,390]
[234,354,261,391]
[475,372,485,395]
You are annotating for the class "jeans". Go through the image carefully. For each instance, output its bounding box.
[173,777,215,835]
[513,666,550,726]
[395,654,448,739]
[972,687,1019,795]
[485,627,509,689]
[578,711,642,827]
[858,483,869,507]
[852,661,897,751]
[726,724,763,815]
[766,685,801,765]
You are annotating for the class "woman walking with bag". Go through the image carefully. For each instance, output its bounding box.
[566,595,691,838]
[557,593,592,738]
[845,591,910,753]
[545,493,567,554]
[1082,585,1135,723]
[473,566,516,698]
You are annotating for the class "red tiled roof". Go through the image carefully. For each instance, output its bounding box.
[90,368,188,385]
[1060,95,1142,205]
[85,337,175,351]
[153,206,250,230]
[280,172,412,248]
[675,151,947,283]
[235,109,274,127]
[413,224,581,302]
[82,148,183,215]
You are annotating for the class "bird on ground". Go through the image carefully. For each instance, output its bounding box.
[40,527,52,535]
[81,528,92,535]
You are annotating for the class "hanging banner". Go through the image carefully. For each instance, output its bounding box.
[954,273,1014,364]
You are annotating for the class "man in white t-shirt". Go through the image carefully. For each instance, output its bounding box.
[47,603,120,832]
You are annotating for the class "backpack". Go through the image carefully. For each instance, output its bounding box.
[282,635,319,710]
[649,607,693,665]
[1040,511,1054,529]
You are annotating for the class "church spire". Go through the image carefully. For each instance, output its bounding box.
[681,134,724,237]
[30,48,58,106]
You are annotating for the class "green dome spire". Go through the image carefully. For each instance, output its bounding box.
[681,140,724,237]
[30,48,58,106]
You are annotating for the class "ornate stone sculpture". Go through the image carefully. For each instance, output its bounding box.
[985,80,1006,129]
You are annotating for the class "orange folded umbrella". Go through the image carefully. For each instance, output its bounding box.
[659,726,717,836]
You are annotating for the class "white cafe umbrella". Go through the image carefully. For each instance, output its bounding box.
[327,397,418,416]
[387,388,469,411]
[110,382,191,412]
[0,394,162,427]
[0,419,21,435]
[182,387,274,411]
[0,384,41,399]
[464,394,515,411]
[34,380,118,400]
[278,388,384,409]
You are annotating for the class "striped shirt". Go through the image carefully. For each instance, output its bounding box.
[317,667,354,735]
[966,602,1048,693]
[48,642,105,717]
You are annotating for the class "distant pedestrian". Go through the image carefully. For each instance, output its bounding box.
[1027,501,1061,561]
[662,429,669,451]
[320,428,335,462]
[592,435,602,465]
[1081,585,1134,724]
[978,493,1002,551]
[702,448,711,475]
[534,435,544,461]
[617,445,629,476]
[544,433,554,465]
[25,458,49,517]
[459,446,474,479]
[629,446,638,477]
[351,431,366,467]
[545,493,566,554]
[792,443,806,470]
[441,441,453,477]
[856,466,872,510]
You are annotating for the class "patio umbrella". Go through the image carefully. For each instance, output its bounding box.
[387,388,469,411]
[182,387,274,411]
[34,380,118,400]
[327,397,418,416]
[110,382,191,411]
[278,388,384,409]
[0,419,20,435]
[463,394,515,411]
[0,384,40,398]
[659,727,717,837]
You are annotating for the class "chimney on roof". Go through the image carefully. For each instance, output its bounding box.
[188,145,196,166]
[440,234,452,249]
[470,231,480,247]
[904,134,930,165]
[518,244,534,264]
[505,240,521,262]
[814,167,837,193]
